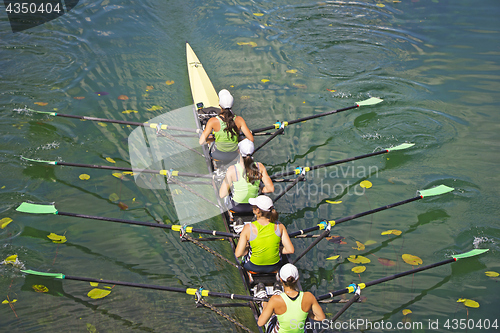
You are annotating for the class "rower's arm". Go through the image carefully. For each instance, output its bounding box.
[280,225,294,255]
[259,163,274,193]
[219,167,234,198]
[257,296,278,326]
[236,116,254,142]
[199,118,215,145]
[234,225,250,257]
[306,292,326,321]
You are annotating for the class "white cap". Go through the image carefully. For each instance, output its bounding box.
[238,139,254,157]
[280,263,299,282]
[248,195,273,212]
[218,89,234,109]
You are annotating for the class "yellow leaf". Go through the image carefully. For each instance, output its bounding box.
[79,174,90,180]
[381,229,402,236]
[364,240,377,246]
[146,85,154,90]
[485,271,499,277]
[112,173,123,179]
[32,285,49,293]
[286,69,298,74]
[457,298,466,303]
[237,42,258,47]
[352,266,366,273]
[147,105,163,111]
[122,110,138,114]
[97,122,107,127]
[105,157,116,164]
[352,241,365,251]
[457,299,479,308]
[376,3,385,7]
[103,286,112,289]
[293,83,307,89]
[165,80,175,85]
[1,186,5,189]
[1,217,13,229]
[402,254,423,266]
[87,288,111,299]
[253,13,264,16]
[123,171,135,175]
[402,309,412,316]
[2,299,16,304]
[34,102,48,106]
[360,180,372,188]
[47,233,67,243]
[326,255,340,260]
[261,79,270,83]
[4,254,17,264]
[347,255,371,264]
[90,282,99,287]
[326,200,342,204]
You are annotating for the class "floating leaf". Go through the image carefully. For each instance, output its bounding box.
[109,193,119,202]
[253,13,264,16]
[32,285,49,293]
[97,122,107,127]
[165,80,175,85]
[261,79,270,83]
[118,202,128,210]
[105,157,116,164]
[112,173,123,179]
[95,91,109,96]
[293,83,307,89]
[47,233,67,243]
[326,255,340,260]
[146,85,154,90]
[117,95,129,100]
[353,241,365,251]
[381,229,402,236]
[2,299,17,304]
[402,309,412,316]
[122,110,138,114]
[326,89,336,92]
[1,217,13,229]
[327,235,345,244]
[87,323,97,333]
[326,200,342,204]
[378,258,396,267]
[34,102,48,106]
[240,96,251,100]
[79,174,90,180]
[237,42,258,47]
[347,255,371,264]
[147,105,163,111]
[286,69,298,74]
[352,266,366,273]
[73,96,85,100]
[457,299,479,308]
[90,282,99,287]
[360,180,372,188]
[485,271,499,277]
[3,255,17,264]
[376,3,385,7]
[402,254,422,266]
[364,240,377,246]
[87,288,111,299]
[123,171,135,176]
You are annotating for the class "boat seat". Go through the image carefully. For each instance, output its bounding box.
[247,271,279,287]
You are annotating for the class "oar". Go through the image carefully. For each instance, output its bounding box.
[319,292,360,333]
[21,269,266,302]
[16,202,238,238]
[251,97,383,134]
[15,108,200,134]
[291,221,331,264]
[253,127,285,154]
[316,249,489,301]
[270,143,414,179]
[289,185,454,238]
[21,157,211,179]
[272,143,414,202]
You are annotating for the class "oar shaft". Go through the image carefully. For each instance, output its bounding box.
[273,174,305,202]
[253,127,285,153]
[319,294,360,332]
[291,228,329,264]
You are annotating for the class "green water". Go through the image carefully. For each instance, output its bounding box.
[1,0,499,332]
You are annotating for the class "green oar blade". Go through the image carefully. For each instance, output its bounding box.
[356,97,383,106]
[16,108,57,116]
[418,185,454,198]
[453,249,489,260]
[21,270,65,279]
[16,202,58,214]
[21,156,57,165]
[385,143,415,152]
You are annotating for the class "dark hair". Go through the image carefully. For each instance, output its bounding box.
[257,207,279,223]
[282,277,298,289]
[243,156,261,184]
[220,108,238,139]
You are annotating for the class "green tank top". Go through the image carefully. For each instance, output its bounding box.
[248,221,281,266]
[276,292,308,333]
[213,116,238,152]
[232,163,260,204]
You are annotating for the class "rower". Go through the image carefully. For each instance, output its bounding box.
[219,138,274,217]
[235,195,294,274]
[258,263,326,333]
[198,89,253,164]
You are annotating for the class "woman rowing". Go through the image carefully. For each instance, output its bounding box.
[219,139,274,215]
[198,89,253,164]
[235,195,294,274]
[258,263,326,333]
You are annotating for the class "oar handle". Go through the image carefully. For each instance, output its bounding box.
[292,227,330,264]
[57,113,145,127]
[273,173,305,202]
[253,127,285,153]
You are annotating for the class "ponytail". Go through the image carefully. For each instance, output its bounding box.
[282,277,298,290]
[259,207,279,223]
[220,108,238,139]
[243,156,261,184]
